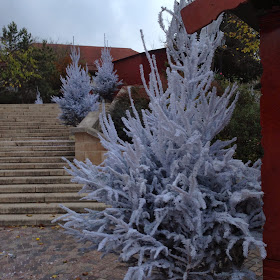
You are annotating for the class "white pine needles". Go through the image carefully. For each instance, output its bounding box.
[52,47,99,126]
[34,87,43,104]
[92,42,122,102]
[55,1,266,279]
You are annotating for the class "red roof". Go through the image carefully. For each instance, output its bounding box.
[33,43,138,72]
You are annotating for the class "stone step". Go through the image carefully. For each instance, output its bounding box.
[0,169,69,177]
[0,103,90,226]
[0,140,74,147]
[0,108,59,111]
[0,192,87,203]
[0,145,74,152]
[0,106,59,110]
[0,202,106,214]
[0,111,60,116]
[0,117,61,122]
[0,156,73,163]
[0,111,58,114]
[0,111,60,115]
[0,109,59,114]
[0,109,60,113]
[0,128,69,133]
[0,150,74,157]
[0,132,70,137]
[0,175,72,185]
[0,111,60,114]
[0,162,67,170]
[0,184,81,193]
[0,136,70,141]
[0,120,61,124]
[0,105,59,108]
[0,104,59,108]
[0,124,66,129]
[0,120,62,124]
[0,214,62,226]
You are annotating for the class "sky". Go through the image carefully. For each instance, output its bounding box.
[0,0,175,53]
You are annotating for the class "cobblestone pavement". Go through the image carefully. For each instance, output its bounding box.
[0,225,263,280]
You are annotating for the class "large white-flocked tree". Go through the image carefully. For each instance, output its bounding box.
[55,1,266,279]
[52,47,99,126]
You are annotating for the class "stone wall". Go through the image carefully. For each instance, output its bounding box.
[74,132,106,165]
[71,104,112,164]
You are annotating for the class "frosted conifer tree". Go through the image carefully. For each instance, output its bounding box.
[92,41,122,102]
[55,1,266,279]
[35,87,43,104]
[52,47,99,126]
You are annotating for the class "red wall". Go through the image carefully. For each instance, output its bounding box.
[114,48,168,87]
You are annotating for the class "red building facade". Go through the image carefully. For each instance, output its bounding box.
[113,48,168,87]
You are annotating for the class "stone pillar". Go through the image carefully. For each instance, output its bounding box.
[74,132,106,165]
[260,9,280,280]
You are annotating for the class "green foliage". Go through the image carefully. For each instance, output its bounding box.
[213,13,262,160]
[0,22,39,102]
[0,47,40,89]
[0,22,62,103]
[216,80,263,163]
[1,21,32,51]
[29,41,60,102]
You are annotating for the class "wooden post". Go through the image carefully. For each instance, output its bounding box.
[180,0,248,34]
[259,9,280,280]
[180,1,280,278]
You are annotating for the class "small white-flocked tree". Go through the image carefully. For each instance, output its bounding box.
[55,1,266,279]
[92,42,122,102]
[52,47,99,126]
[34,87,43,104]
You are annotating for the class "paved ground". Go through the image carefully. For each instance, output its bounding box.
[0,225,263,280]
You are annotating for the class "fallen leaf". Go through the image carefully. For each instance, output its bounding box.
[82,272,88,276]
[16,235,20,238]
[36,238,40,241]
[51,275,58,279]
[26,214,33,217]
[38,242,44,245]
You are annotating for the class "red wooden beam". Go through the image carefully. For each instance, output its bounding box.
[180,0,248,33]
[259,9,280,280]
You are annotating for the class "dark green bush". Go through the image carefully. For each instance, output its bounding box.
[216,81,263,163]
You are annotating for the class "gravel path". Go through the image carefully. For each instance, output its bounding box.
[0,225,263,280]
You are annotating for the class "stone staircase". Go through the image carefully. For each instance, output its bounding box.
[0,104,104,226]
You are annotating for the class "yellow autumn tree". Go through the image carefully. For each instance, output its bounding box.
[214,12,261,82]
[225,14,260,60]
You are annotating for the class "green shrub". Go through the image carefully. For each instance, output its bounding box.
[216,81,263,163]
